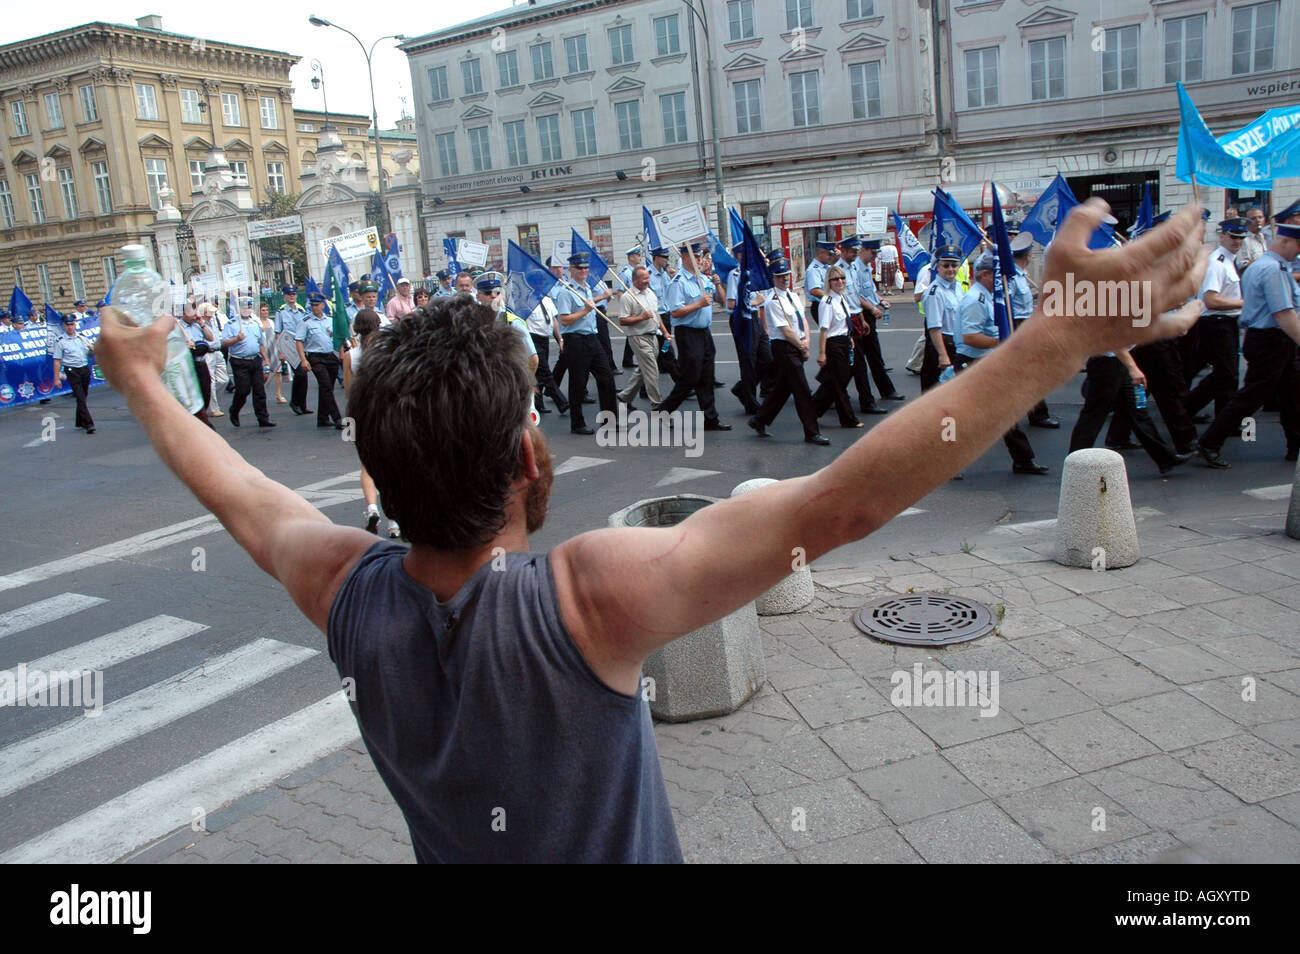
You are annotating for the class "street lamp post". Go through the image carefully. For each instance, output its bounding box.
[308,16,405,236]
[681,0,727,242]
[310,59,330,126]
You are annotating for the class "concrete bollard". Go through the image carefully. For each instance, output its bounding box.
[1286,460,1300,540]
[730,478,815,615]
[1055,448,1140,569]
[609,494,766,722]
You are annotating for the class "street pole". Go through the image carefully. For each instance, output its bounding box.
[682,1,727,241]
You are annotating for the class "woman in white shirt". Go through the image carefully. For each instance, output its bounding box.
[810,267,864,428]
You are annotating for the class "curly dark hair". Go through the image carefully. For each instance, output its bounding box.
[349,296,535,550]
[352,308,381,340]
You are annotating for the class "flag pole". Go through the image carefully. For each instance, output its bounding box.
[559,279,625,336]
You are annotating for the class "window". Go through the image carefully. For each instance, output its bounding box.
[0,179,14,229]
[481,229,503,270]
[789,71,821,127]
[573,108,597,157]
[348,127,361,136]
[38,264,53,304]
[849,62,882,118]
[661,92,688,144]
[180,88,202,124]
[609,25,634,65]
[846,0,874,19]
[25,173,45,224]
[92,161,112,214]
[1232,2,1276,75]
[1029,36,1065,100]
[734,79,763,133]
[260,96,279,129]
[786,0,813,30]
[1164,15,1204,84]
[79,84,98,122]
[298,122,314,133]
[1102,26,1139,92]
[230,160,248,185]
[11,100,29,136]
[44,92,64,129]
[964,47,999,107]
[615,101,642,150]
[428,66,450,101]
[462,58,483,95]
[468,126,492,171]
[435,132,459,176]
[267,161,285,193]
[221,91,242,125]
[537,114,562,161]
[497,51,520,88]
[504,120,529,166]
[58,168,78,218]
[654,15,681,56]
[69,260,86,301]
[144,158,169,210]
[190,159,205,191]
[135,83,159,120]
[101,255,118,286]
[518,223,540,258]
[565,35,590,74]
[728,0,755,41]
[530,43,554,80]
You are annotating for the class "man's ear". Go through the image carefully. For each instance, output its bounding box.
[518,426,540,482]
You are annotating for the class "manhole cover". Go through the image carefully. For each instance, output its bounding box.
[852,593,995,647]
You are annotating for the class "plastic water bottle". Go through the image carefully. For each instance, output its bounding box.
[939,365,955,383]
[882,310,891,327]
[1133,383,1147,409]
[110,244,205,413]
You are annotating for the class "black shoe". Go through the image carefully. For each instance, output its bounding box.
[1030,417,1061,429]
[538,406,553,414]
[1176,441,1200,455]
[229,410,240,427]
[883,393,906,401]
[1198,445,1231,469]
[557,405,570,415]
[639,388,648,399]
[651,403,664,413]
[39,398,50,404]
[883,366,895,372]
[300,408,313,415]
[1105,442,1141,451]
[258,420,276,428]
[862,405,889,415]
[582,396,595,405]
[1158,451,1194,474]
[713,380,726,388]
[805,434,831,446]
[703,419,732,431]
[571,426,595,435]
[748,417,770,438]
[85,427,95,434]
[225,383,236,393]
[1288,447,1299,462]
[1013,460,1050,475]
[365,511,380,534]
[1193,412,1210,423]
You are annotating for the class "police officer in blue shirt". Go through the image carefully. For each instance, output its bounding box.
[1200,221,1300,467]
[52,314,95,432]
[1007,232,1059,429]
[804,241,835,326]
[222,296,275,428]
[749,259,828,444]
[296,291,344,429]
[849,238,901,412]
[657,243,731,430]
[476,273,539,374]
[433,270,454,298]
[725,240,764,415]
[275,285,311,415]
[920,246,963,391]
[647,247,679,384]
[617,247,642,369]
[553,252,618,434]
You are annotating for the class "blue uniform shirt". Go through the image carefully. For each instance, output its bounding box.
[923,276,961,335]
[1239,251,1297,330]
[804,259,827,299]
[274,302,307,336]
[182,319,212,346]
[297,312,335,352]
[664,270,715,329]
[53,332,91,367]
[552,283,597,335]
[648,265,672,314]
[956,284,997,359]
[225,315,264,358]
[1010,267,1033,323]
[504,312,537,358]
[851,259,877,311]
[834,258,861,313]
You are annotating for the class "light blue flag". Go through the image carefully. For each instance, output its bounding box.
[708,230,738,285]
[506,241,559,319]
[892,211,930,277]
[1176,82,1283,189]
[729,207,746,246]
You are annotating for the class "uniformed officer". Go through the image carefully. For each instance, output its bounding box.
[804,241,836,326]
[275,285,311,416]
[553,252,617,435]
[0,309,12,332]
[476,274,539,377]
[434,270,454,297]
[296,291,344,429]
[647,246,679,384]
[658,243,731,431]
[1186,217,1251,422]
[851,238,903,411]
[748,259,829,445]
[181,301,216,425]
[809,265,863,428]
[1006,234,1060,428]
[52,313,95,433]
[360,280,381,313]
[617,247,642,370]
[724,240,761,415]
[1236,206,1270,274]
[222,296,275,428]
[69,299,92,325]
[345,282,363,324]
[919,246,962,390]
[1199,222,1300,467]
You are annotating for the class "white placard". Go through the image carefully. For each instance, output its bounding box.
[198,273,220,300]
[221,261,249,292]
[856,207,888,236]
[170,283,188,310]
[550,239,571,266]
[458,240,489,268]
[248,215,304,241]
[320,226,381,264]
[653,203,708,246]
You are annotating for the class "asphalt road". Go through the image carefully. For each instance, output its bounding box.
[2,298,1296,859]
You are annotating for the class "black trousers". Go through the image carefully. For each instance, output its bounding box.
[1201,328,1300,453]
[920,331,944,392]
[957,355,1037,466]
[531,334,568,411]
[755,340,820,438]
[596,311,616,369]
[562,333,617,431]
[192,353,212,411]
[656,321,680,384]
[755,331,775,398]
[812,335,859,426]
[290,362,310,411]
[730,314,761,414]
[229,356,270,423]
[1186,315,1241,417]
[307,351,342,424]
[621,336,636,367]
[65,365,93,428]
[659,326,719,422]
[854,314,898,405]
[1069,355,1178,468]
[1131,338,1199,452]
[1013,318,1052,422]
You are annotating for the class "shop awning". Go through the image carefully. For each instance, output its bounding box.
[771,182,1014,226]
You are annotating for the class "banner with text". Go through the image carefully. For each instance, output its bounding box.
[320,227,381,264]
[0,316,106,410]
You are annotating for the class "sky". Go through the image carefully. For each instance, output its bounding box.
[8,0,511,128]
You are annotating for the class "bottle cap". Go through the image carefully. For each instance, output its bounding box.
[121,243,150,265]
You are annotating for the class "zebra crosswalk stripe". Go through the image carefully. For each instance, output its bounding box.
[0,593,106,640]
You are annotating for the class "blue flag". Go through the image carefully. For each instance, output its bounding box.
[44,302,61,324]
[506,241,559,320]
[1020,175,1116,250]
[892,212,930,278]
[989,186,1016,340]
[304,275,324,299]
[931,187,984,260]
[443,238,461,277]
[729,218,774,359]
[1130,183,1154,239]
[642,206,661,251]
[384,233,401,278]
[708,230,738,286]
[728,207,746,246]
[570,229,609,292]
[1212,100,1300,185]
[1176,82,1283,189]
[371,249,396,296]
[9,286,33,318]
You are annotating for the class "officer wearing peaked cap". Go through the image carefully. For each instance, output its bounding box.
[223,295,275,428]
[1184,217,1250,424]
[275,284,311,415]
[553,251,618,435]
[297,291,344,429]
[919,245,963,391]
[749,257,829,444]
[805,240,836,327]
[477,273,539,376]
[658,242,731,430]
[618,246,643,369]
[849,236,903,412]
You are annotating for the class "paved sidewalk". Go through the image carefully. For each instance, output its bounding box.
[128,507,1300,864]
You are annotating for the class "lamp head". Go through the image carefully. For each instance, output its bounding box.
[308,15,330,27]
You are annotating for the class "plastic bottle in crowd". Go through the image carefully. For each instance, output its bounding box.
[110,245,205,413]
[1133,383,1147,410]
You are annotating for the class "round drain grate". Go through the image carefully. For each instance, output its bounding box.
[852,592,995,647]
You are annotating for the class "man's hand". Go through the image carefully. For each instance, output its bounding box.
[95,307,171,395]
[1129,367,1147,387]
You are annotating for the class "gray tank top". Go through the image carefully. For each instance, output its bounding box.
[327,541,683,863]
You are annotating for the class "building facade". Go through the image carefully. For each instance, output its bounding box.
[403,0,1297,277]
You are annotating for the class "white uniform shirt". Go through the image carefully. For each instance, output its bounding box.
[818,293,853,337]
[1200,246,1243,316]
[763,287,806,340]
[526,296,559,336]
